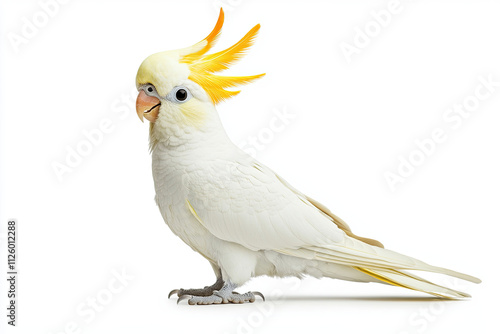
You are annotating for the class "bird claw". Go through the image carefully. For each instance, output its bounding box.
[168,289,180,299]
[252,291,265,301]
[177,294,192,305]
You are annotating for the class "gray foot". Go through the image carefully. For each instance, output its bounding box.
[176,281,265,305]
[168,275,224,298]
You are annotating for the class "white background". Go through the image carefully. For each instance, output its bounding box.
[1,0,499,333]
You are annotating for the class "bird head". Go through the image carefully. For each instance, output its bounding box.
[135,9,264,147]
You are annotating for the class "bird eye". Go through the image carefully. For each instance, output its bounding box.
[176,89,187,101]
[143,84,157,96]
[171,86,191,103]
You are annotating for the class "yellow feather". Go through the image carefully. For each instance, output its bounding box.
[189,72,265,104]
[191,24,261,74]
[176,9,264,105]
[185,199,206,227]
[197,73,265,89]
[181,8,224,63]
[206,86,241,105]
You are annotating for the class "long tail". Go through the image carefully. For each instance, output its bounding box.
[355,267,472,299]
[279,237,480,299]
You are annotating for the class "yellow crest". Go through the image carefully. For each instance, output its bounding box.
[180,8,265,104]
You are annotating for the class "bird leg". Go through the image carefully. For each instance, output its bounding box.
[168,274,224,298]
[176,281,265,305]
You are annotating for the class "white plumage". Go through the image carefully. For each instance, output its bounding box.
[135,9,480,304]
[150,115,479,299]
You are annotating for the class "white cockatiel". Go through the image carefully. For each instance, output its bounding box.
[135,9,480,305]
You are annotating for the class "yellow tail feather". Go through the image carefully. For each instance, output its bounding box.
[355,267,472,299]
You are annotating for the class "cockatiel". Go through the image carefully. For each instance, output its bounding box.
[135,9,480,305]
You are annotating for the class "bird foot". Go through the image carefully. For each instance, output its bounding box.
[169,286,217,298]
[168,276,224,298]
[178,290,265,305]
[174,280,265,305]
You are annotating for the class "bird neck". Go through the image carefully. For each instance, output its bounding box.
[150,106,235,157]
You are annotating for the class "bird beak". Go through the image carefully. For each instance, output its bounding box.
[136,90,161,123]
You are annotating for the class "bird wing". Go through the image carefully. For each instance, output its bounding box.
[184,158,480,284]
[185,159,345,251]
